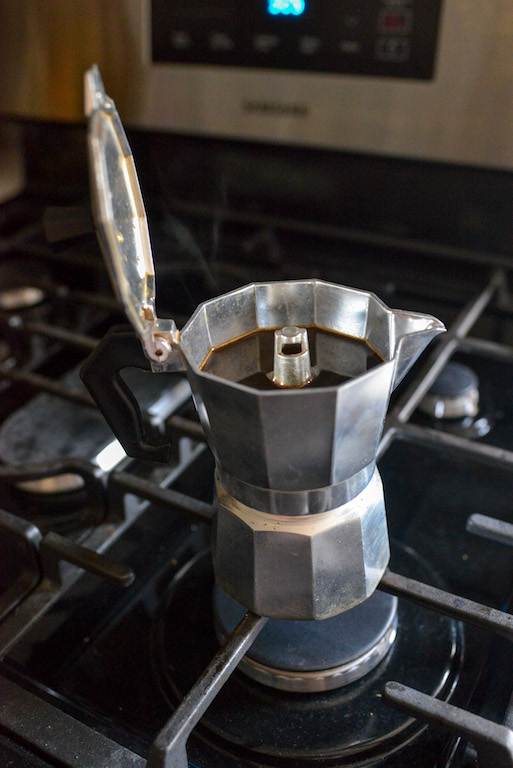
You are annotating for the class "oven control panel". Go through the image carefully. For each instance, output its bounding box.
[151,0,442,80]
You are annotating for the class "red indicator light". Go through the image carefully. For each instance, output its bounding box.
[378,9,412,35]
[384,13,406,31]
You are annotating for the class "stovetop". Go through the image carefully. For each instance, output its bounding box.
[2,125,513,768]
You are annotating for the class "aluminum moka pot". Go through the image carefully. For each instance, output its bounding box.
[82,67,445,621]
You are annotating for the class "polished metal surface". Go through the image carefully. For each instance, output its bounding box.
[1,2,513,168]
[418,361,480,420]
[217,463,374,516]
[272,326,312,387]
[180,280,444,496]
[214,469,390,620]
[419,388,479,420]
[234,611,397,693]
[85,66,182,370]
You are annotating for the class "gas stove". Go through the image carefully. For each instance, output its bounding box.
[1,122,513,768]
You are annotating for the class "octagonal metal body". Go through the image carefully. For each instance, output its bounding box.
[214,469,390,620]
[177,280,444,618]
[180,280,444,501]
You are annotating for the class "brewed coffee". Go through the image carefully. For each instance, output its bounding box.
[201,327,383,389]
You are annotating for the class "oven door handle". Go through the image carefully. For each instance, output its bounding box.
[80,325,172,463]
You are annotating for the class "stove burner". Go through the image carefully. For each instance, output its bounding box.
[154,545,462,764]
[417,361,492,439]
[419,362,479,419]
[214,586,398,692]
[0,286,45,311]
[16,474,86,495]
[0,367,111,496]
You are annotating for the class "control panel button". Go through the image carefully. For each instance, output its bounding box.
[375,37,411,62]
[298,36,321,55]
[378,9,413,35]
[339,40,362,55]
[343,14,362,29]
[254,34,281,53]
[170,30,192,51]
[209,32,235,52]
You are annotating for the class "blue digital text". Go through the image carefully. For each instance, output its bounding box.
[268,0,306,16]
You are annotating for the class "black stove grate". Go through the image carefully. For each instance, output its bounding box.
[2,189,513,767]
[137,271,513,768]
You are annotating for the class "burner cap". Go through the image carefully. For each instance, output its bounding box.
[214,586,397,692]
[418,362,479,420]
[0,286,45,311]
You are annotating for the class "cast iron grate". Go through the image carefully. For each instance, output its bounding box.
[1,201,513,767]
[137,269,513,768]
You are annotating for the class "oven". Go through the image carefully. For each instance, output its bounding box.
[1,3,513,767]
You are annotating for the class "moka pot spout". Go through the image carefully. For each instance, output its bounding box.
[391,310,446,388]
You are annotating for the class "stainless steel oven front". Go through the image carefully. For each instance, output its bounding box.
[1,1,513,170]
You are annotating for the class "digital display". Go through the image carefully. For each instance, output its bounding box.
[152,0,443,81]
[268,0,306,16]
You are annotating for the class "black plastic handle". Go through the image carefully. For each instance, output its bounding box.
[80,326,172,463]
